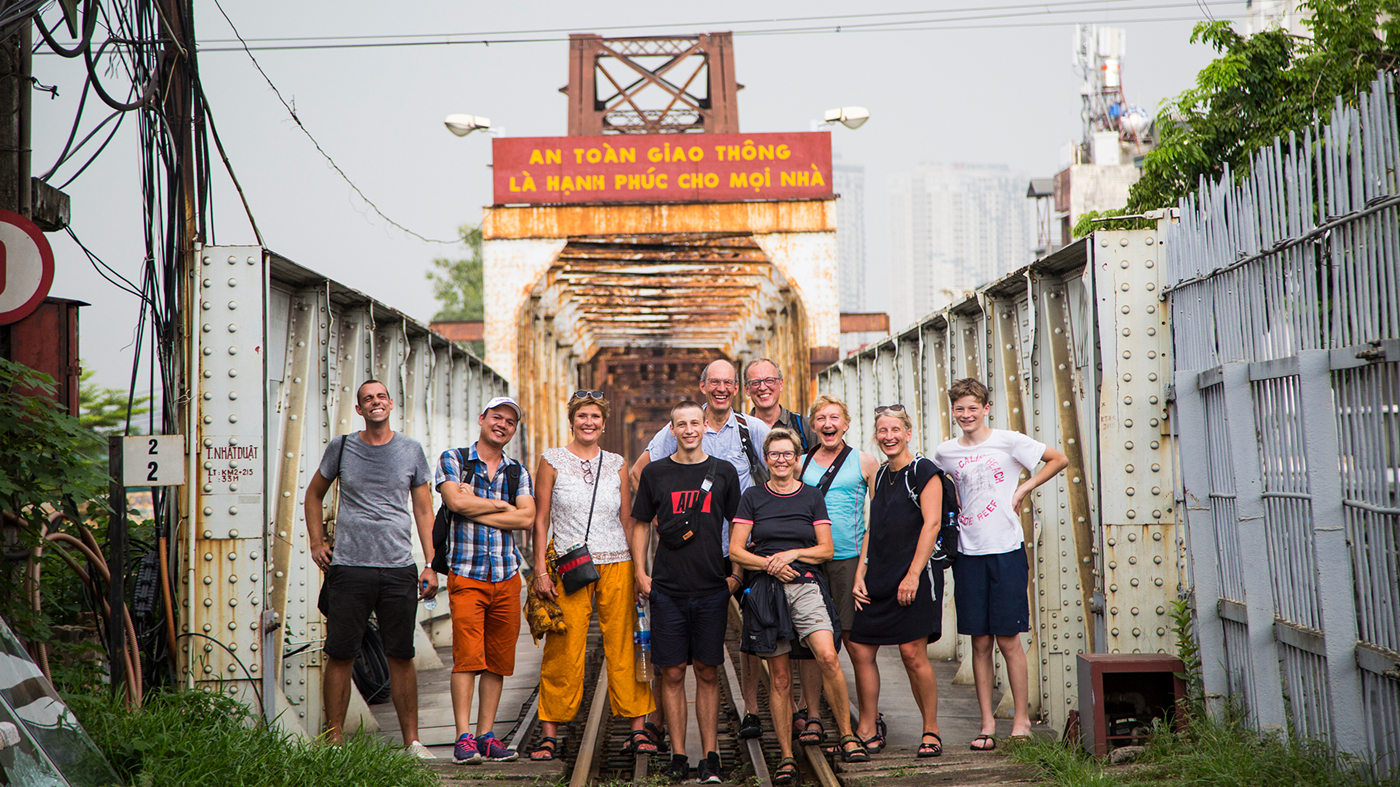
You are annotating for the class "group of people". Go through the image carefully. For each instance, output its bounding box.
[304,359,1067,785]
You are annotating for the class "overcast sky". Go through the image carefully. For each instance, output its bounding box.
[34,0,1237,390]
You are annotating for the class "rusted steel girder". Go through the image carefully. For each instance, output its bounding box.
[565,33,740,136]
[483,200,834,238]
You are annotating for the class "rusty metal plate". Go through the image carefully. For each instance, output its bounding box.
[483,199,836,239]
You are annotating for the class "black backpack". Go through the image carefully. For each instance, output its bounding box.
[878,456,961,566]
[431,450,522,575]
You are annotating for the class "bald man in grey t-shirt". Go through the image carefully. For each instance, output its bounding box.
[304,380,436,756]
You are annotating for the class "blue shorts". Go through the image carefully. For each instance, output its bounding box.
[952,547,1030,637]
[650,587,730,667]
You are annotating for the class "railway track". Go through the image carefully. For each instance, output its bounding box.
[506,610,775,786]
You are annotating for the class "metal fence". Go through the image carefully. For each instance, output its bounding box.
[181,246,510,737]
[816,227,1180,736]
[1166,71,1399,771]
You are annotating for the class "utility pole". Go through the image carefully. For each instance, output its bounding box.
[0,24,31,219]
[157,0,198,686]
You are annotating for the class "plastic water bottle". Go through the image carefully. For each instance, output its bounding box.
[422,580,437,612]
[932,510,957,570]
[634,602,653,682]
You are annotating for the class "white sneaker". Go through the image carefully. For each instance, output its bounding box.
[407,741,436,759]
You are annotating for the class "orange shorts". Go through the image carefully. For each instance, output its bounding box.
[448,571,522,675]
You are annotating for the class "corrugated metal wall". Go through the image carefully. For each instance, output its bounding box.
[816,228,1179,735]
[1167,72,1399,772]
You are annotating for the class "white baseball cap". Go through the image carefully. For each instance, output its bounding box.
[481,395,523,420]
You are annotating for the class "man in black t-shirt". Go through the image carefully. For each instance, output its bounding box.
[632,400,741,784]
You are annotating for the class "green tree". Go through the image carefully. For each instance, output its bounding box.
[78,366,151,438]
[1076,0,1400,235]
[0,359,110,645]
[425,224,485,355]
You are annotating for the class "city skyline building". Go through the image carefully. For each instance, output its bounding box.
[887,162,1033,327]
[833,156,866,314]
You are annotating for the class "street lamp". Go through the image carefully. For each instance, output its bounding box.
[823,107,870,130]
[444,114,493,137]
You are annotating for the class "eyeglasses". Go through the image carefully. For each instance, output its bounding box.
[745,376,782,390]
[571,390,605,401]
[874,404,907,414]
[580,456,595,486]
[705,379,738,390]
[766,450,797,461]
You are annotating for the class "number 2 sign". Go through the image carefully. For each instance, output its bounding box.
[122,435,186,487]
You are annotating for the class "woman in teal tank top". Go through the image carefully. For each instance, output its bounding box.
[799,396,879,640]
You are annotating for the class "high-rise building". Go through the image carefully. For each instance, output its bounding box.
[1244,0,1310,35]
[887,163,1032,325]
[833,159,866,313]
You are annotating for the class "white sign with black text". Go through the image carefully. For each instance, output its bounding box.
[122,435,187,487]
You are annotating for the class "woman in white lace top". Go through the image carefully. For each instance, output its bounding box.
[528,392,656,761]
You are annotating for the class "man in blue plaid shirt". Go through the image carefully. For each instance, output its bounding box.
[436,396,536,764]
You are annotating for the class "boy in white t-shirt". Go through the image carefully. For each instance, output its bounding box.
[932,378,1067,751]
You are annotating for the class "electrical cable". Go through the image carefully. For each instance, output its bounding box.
[83,36,153,111]
[175,633,265,709]
[40,79,93,181]
[33,0,97,58]
[54,110,126,190]
[209,0,456,244]
[198,83,263,247]
[65,226,148,302]
[191,1,1240,52]
[194,0,1236,46]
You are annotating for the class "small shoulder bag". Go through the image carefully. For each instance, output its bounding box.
[552,454,603,594]
[657,457,718,550]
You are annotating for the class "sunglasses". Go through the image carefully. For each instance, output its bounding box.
[874,404,907,414]
[571,390,605,401]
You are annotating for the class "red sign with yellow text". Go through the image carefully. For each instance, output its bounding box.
[492,132,832,205]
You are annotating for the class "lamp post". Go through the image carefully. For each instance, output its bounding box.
[823,107,870,129]
[443,114,501,137]
[811,106,870,132]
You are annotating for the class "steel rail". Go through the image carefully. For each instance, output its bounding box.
[569,670,611,787]
[729,598,840,787]
[718,610,773,787]
[504,692,539,754]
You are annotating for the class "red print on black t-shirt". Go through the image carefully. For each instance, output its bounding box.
[671,490,713,514]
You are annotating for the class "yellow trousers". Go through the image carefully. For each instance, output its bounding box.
[539,560,656,722]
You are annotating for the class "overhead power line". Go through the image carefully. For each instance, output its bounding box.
[208,0,455,244]
[195,0,1236,47]
[195,14,1243,53]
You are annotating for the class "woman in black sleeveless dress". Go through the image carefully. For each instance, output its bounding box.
[850,404,946,757]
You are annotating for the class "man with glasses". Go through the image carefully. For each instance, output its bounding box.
[744,358,817,455]
[631,359,771,497]
[742,358,828,742]
[631,358,771,741]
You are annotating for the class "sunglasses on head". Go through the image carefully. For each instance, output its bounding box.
[571,390,605,401]
[875,404,907,414]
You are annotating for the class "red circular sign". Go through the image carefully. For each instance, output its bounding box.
[0,209,55,325]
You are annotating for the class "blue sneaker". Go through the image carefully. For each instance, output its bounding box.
[478,731,519,762]
[453,733,482,764]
